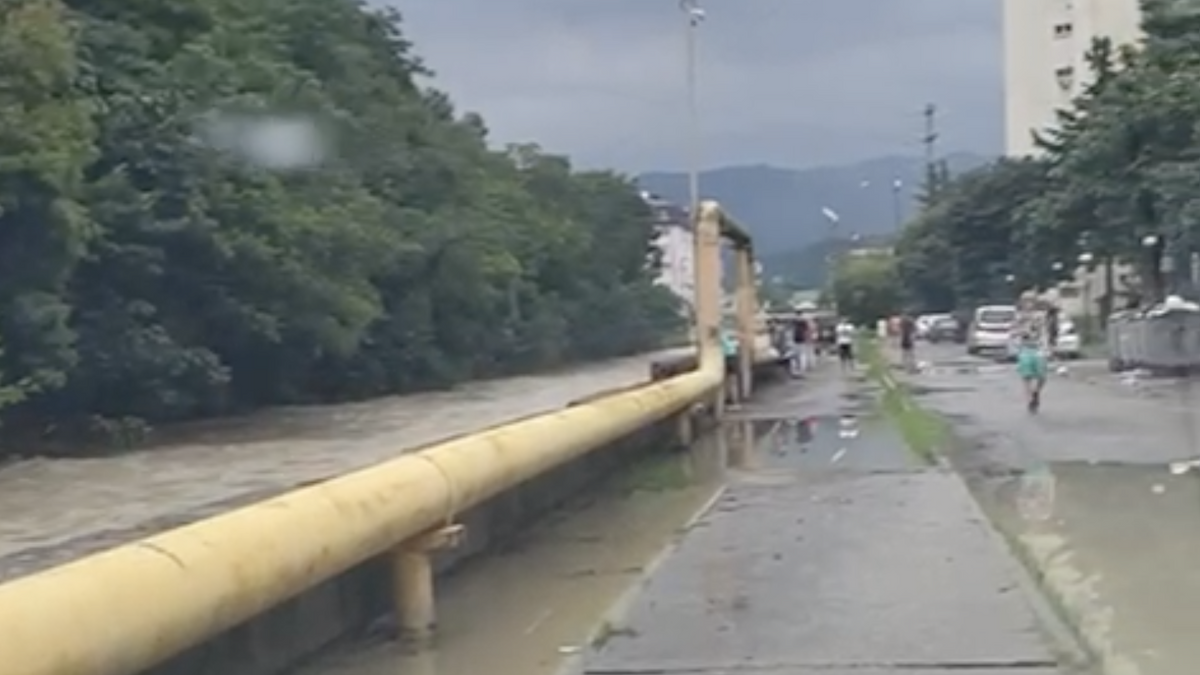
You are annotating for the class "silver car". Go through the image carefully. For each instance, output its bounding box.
[967,305,1017,357]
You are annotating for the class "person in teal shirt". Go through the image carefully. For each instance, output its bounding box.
[720,329,738,357]
[1014,330,1048,413]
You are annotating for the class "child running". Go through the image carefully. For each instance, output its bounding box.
[1015,330,1048,413]
[1012,291,1049,413]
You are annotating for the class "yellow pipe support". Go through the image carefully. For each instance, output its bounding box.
[734,246,757,399]
[0,201,735,675]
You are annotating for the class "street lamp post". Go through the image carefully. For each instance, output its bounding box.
[1142,234,1164,304]
[891,179,903,232]
[680,0,705,214]
[1078,252,1095,340]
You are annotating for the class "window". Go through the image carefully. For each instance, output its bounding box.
[1054,66,1075,90]
[1053,22,1073,38]
[977,308,1017,325]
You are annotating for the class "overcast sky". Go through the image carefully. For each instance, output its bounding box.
[393,0,1002,172]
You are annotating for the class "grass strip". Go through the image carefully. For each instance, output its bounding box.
[859,336,949,463]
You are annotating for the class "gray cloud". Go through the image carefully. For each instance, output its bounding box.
[393,0,1002,171]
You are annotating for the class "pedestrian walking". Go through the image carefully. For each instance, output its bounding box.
[835,317,856,372]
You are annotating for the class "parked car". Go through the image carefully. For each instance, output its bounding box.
[926,314,961,343]
[967,305,1017,357]
[1053,318,1082,359]
[915,314,938,339]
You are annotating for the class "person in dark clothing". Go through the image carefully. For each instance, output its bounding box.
[1045,305,1060,350]
[792,313,814,373]
[898,312,917,371]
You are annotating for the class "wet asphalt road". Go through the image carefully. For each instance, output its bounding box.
[906,342,1200,675]
[581,366,1073,675]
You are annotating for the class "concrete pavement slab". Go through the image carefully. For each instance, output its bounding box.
[586,460,1058,672]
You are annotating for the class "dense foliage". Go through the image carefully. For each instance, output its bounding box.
[829,252,901,326]
[0,0,682,442]
[894,0,1200,316]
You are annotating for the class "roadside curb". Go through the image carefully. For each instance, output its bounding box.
[1007,530,1141,675]
[553,484,728,675]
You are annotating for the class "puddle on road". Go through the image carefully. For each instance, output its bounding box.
[962,458,1200,675]
[726,414,918,472]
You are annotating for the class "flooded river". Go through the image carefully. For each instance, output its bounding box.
[0,350,686,582]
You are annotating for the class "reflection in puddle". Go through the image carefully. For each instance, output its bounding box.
[725,413,916,471]
[1015,465,1056,523]
[838,415,859,439]
[970,460,1200,675]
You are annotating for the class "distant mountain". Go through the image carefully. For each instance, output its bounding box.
[758,235,893,290]
[638,153,992,286]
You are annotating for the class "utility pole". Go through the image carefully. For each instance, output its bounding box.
[922,103,938,171]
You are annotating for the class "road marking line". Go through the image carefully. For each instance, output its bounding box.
[525,608,553,634]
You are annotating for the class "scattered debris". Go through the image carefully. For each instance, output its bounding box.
[1169,459,1200,475]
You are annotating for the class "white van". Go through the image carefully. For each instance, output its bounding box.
[966,305,1017,356]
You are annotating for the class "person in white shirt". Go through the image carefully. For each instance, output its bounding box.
[835,318,856,371]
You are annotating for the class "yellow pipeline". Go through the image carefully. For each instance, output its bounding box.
[0,202,736,675]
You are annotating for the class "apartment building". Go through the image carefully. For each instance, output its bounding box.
[1003,0,1142,156]
[1003,0,1141,317]
[640,192,697,309]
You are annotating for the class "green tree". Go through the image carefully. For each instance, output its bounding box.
[0,0,95,405]
[831,254,901,325]
[895,158,1049,311]
[0,0,684,452]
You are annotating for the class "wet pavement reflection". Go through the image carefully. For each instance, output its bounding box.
[725,387,921,473]
[909,342,1200,675]
[300,368,925,675]
[303,362,1019,675]
[584,366,1069,675]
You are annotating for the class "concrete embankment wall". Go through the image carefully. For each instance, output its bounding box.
[147,417,679,675]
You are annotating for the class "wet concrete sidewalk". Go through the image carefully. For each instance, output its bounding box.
[0,348,688,582]
[580,370,1069,675]
[905,343,1200,675]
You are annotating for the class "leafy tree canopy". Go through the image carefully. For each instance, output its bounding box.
[830,253,901,326]
[894,1,1200,315]
[0,0,682,448]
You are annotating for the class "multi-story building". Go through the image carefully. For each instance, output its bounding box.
[1003,0,1142,155]
[1003,0,1141,317]
[641,192,696,309]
